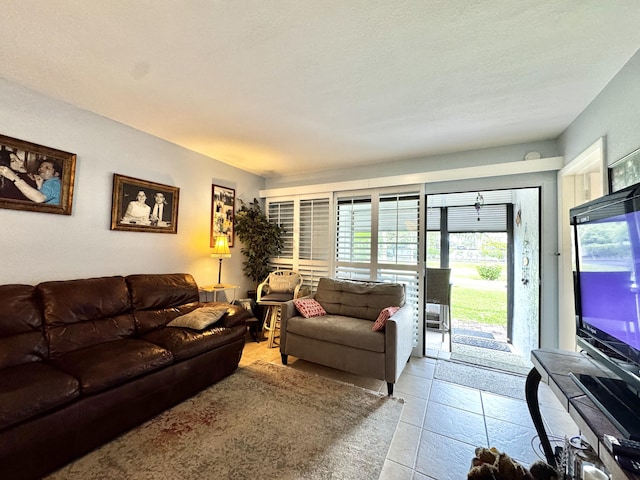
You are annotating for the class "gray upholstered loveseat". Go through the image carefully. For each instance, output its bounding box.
[279,277,413,395]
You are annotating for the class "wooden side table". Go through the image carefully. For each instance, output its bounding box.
[199,284,239,303]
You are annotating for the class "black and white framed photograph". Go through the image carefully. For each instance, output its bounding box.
[609,146,640,193]
[111,174,179,234]
[0,134,76,215]
[211,184,235,247]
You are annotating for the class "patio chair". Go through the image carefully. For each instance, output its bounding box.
[426,267,452,351]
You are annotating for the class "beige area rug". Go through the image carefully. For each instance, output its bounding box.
[435,359,527,400]
[451,343,533,376]
[47,360,404,480]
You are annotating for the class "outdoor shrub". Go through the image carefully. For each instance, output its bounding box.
[477,265,501,280]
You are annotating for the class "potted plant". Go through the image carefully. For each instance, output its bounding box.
[234,198,285,294]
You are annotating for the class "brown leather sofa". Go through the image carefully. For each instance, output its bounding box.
[0,273,252,480]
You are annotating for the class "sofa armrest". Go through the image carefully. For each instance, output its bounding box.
[220,304,254,328]
[384,303,414,384]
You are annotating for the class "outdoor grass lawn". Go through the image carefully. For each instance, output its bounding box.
[430,261,508,326]
[451,284,507,326]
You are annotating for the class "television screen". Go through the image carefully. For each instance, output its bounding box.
[572,185,640,369]
[575,210,640,354]
[571,186,640,439]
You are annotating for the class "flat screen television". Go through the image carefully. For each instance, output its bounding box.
[570,182,640,440]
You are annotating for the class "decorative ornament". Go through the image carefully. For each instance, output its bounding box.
[474,193,484,221]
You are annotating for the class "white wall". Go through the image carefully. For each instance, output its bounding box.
[559,48,640,170]
[511,188,540,359]
[0,78,263,294]
[556,48,640,347]
[264,140,560,190]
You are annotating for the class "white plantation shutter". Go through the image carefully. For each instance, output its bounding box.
[335,196,372,278]
[335,190,422,350]
[378,193,419,266]
[266,196,331,294]
[298,198,331,292]
[267,187,424,354]
[268,200,294,259]
[448,204,506,232]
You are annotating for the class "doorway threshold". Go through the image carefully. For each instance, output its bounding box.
[425,326,531,376]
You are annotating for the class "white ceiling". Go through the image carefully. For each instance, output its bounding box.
[1,1,639,178]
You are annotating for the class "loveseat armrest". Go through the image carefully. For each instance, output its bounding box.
[384,303,414,384]
[279,295,312,353]
[279,301,296,339]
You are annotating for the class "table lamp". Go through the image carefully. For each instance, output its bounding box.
[210,235,231,287]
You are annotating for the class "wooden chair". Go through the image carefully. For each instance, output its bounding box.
[257,270,305,348]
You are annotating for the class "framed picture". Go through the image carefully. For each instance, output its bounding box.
[110,174,179,234]
[211,184,235,247]
[609,146,640,193]
[0,134,76,215]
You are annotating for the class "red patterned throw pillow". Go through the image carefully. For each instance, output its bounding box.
[294,298,327,318]
[372,306,400,331]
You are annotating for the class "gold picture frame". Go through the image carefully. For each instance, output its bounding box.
[110,174,179,234]
[0,134,76,215]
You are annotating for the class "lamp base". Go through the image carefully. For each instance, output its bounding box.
[213,283,225,289]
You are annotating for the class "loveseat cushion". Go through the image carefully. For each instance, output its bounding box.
[51,339,173,395]
[286,315,385,352]
[140,324,246,361]
[314,278,405,321]
[0,284,47,369]
[0,362,80,430]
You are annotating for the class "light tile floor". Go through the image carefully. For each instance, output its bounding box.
[240,332,580,480]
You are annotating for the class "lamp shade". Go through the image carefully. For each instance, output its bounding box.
[210,235,231,258]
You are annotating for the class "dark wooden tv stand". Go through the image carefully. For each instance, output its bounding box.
[527,348,640,479]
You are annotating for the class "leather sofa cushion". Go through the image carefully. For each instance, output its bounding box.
[0,284,47,369]
[133,303,201,334]
[220,304,255,328]
[46,312,137,359]
[0,362,80,430]
[135,302,253,334]
[0,284,42,334]
[314,278,405,321]
[141,324,246,361]
[126,273,199,311]
[286,315,385,352]
[51,339,173,394]
[39,276,136,357]
[39,276,132,326]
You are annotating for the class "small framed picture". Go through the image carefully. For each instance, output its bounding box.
[110,174,179,234]
[211,184,235,247]
[609,146,640,193]
[0,134,76,215]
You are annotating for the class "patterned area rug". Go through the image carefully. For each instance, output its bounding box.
[47,360,404,480]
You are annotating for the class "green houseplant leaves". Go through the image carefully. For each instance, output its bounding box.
[234,198,285,286]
